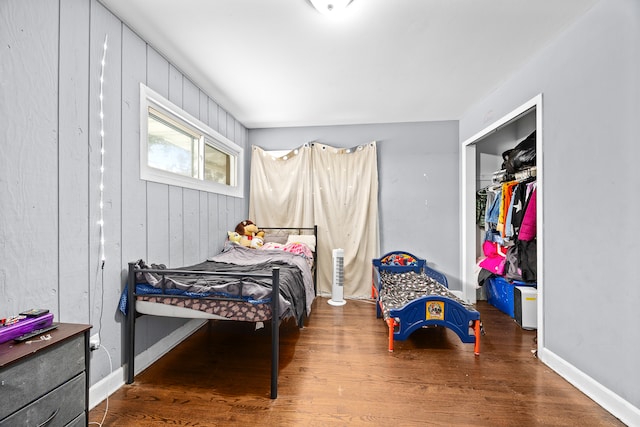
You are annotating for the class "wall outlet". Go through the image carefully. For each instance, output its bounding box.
[90,333,100,350]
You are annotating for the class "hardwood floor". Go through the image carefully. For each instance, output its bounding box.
[90,298,623,426]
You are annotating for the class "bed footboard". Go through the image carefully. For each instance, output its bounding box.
[387,296,480,355]
[125,262,282,398]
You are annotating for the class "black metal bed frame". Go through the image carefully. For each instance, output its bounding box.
[125,225,317,399]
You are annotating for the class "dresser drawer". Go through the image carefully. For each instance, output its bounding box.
[0,334,85,420]
[0,372,85,427]
[67,412,87,427]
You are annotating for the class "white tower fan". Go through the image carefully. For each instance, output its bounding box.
[328,248,347,306]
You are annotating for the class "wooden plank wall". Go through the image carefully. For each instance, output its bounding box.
[1,0,248,384]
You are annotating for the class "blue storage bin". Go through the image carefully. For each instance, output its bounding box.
[485,276,535,318]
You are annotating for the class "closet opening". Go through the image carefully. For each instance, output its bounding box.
[460,94,544,350]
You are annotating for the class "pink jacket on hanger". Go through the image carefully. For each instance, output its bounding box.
[518,188,537,241]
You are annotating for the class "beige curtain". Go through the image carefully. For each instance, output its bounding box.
[249,142,379,299]
[311,142,379,298]
[249,144,313,227]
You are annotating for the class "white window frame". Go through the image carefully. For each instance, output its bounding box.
[139,83,244,198]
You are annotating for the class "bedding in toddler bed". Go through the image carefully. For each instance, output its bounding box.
[378,270,477,320]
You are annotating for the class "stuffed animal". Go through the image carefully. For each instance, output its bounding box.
[233,220,264,248]
[381,253,417,266]
[250,236,264,249]
[227,231,242,244]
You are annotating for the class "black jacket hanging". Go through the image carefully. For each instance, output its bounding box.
[501,131,536,174]
[510,178,535,239]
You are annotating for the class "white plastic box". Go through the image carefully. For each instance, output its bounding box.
[514,286,537,330]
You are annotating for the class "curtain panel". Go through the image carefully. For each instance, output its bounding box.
[311,142,379,298]
[249,144,313,228]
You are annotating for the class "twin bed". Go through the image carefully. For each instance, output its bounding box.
[372,251,481,355]
[121,227,317,399]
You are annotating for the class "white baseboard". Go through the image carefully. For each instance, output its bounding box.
[88,364,124,410]
[540,347,639,426]
[89,319,206,410]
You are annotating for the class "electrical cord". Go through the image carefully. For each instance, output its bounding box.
[88,344,112,427]
[91,264,105,341]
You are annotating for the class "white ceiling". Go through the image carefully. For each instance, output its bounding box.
[99,0,598,129]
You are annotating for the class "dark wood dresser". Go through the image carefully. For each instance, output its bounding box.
[0,323,91,426]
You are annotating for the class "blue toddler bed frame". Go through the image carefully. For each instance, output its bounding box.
[371,251,481,355]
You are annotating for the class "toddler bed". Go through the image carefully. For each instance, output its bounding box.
[372,251,481,355]
[120,226,317,399]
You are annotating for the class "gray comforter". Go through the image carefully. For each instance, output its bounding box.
[136,244,314,324]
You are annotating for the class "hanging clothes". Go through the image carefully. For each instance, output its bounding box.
[497,181,518,236]
[504,185,518,242]
[484,186,501,225]
[519,187,537,241]
[516,239,537,282]
[476,188,488,227]
[484,186,503,244]
[506,186,537,282]
[507,177,536,240]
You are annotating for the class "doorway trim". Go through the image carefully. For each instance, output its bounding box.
[460,93,543,350]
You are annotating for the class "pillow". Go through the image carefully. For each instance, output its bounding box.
[261,241,285,251]
[285,234,316,252]
[263,234,288,245]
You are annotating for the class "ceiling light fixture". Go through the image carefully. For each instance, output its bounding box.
[309,0,353,16]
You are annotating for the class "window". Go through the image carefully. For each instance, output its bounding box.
[140,84,244,197]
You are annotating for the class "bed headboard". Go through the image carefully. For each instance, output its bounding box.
[261,226,317,249]
[373,251,425,273]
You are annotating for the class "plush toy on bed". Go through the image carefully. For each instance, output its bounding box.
[227,231,242,244]
[381,253,418,266]
[233,220,264,248]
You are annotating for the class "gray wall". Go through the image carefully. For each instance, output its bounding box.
[1,0,247,385]
[459,0,640,409]
[249,121,461,289]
